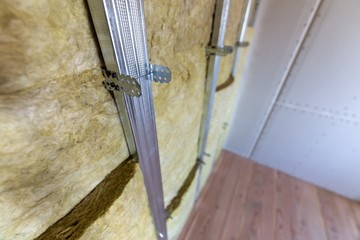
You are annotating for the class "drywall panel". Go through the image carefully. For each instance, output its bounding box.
[278,0,360,112]
[252,0,360,200]
[225,0,319,156]
[253,103,360,199]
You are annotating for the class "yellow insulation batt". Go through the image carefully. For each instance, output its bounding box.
[0,0,246,239]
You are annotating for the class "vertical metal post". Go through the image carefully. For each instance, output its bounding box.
[195,0,232,198]
[87,0,167,239]
[231,0,253,77]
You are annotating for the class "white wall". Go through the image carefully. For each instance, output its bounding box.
[225,0,360,200]
[225,0,320,156]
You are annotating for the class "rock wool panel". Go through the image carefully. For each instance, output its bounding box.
[0,0,246,239]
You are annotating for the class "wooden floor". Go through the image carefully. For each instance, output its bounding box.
[179,150,360,240]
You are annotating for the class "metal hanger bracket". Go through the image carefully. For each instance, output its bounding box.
[102,68,142,97]
[205,45,233,56]
[150,64,172,83]
[102,64,171,97]
[235,41,250,48]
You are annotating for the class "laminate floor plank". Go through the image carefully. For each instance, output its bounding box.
[179,151,235,240]
[179,150,360,240]
[236,163,276,240]
[274,172,296,240]
[200,153,246,240]
[318,189,358,240]
[350,201,360,235]
[332,194,359,239]
[290,180,327,240]
[220,156,254,240]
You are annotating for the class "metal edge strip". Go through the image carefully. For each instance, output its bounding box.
[195,0,232,199]
[87,0,167,238]
[230,0,253,77]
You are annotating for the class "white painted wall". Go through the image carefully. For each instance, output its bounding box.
[225,0,360,199]
[225,0,320,156]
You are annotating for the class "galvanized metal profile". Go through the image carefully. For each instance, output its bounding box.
[206,45,233,56]
[231,0,253,77]
[87,0,167,239]
[195,0,232,199]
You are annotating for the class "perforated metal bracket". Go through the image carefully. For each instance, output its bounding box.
[205,45,233,56]
[150,64,172,83]
[102,65,171,97]
[101,68,142,97]
[235,41,250,48]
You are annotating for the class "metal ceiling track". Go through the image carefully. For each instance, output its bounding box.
[195,0,232,199]
[87,0,169,239]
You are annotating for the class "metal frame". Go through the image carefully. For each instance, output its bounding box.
[195,0,255,199]
[195,0,232,199]
[231,0,253,77]
[87,0,167,239]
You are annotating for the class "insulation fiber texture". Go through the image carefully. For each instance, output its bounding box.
[35,158,137,240]
[0,0,245,239]
[0,1,128,239]
[162,2,250,237]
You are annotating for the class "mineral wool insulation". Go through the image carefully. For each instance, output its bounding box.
[0,0,246,239]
